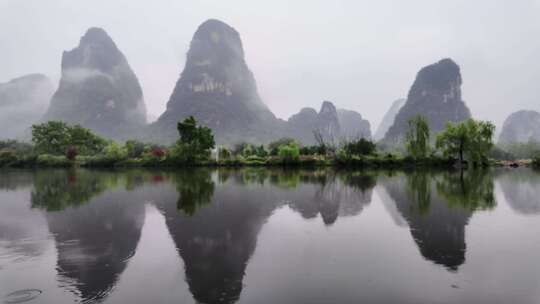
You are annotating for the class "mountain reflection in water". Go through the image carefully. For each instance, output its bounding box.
[0,168,539,304]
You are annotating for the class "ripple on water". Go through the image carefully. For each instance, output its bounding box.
[3,289,42,304]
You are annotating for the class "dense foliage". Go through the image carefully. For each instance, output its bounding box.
[278,142,300,164]
[436,119,495,166]
[172,116,215,162]
[343,138,376,157]
[32,121,107,156]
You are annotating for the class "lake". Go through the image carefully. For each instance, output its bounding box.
[0,168,539,304]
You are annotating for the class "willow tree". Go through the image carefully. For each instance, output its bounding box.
[405,115,430,159]
[436,119,495,166]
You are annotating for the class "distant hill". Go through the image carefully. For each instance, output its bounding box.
[0,74,55,139]
[374,98,405,141]
[151,19,279,144]
[499,110,540,145]
[43,27,147,140]
[383,59,471,146]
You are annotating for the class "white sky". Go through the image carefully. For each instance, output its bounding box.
[1,0,540,130]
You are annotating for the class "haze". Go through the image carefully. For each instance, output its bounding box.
[1,0,539,129]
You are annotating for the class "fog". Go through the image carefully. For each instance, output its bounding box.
[1,0,540,129]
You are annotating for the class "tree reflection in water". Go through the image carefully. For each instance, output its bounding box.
[3,168,505,303]
[382,169,496,271]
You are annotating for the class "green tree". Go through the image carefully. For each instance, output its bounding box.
[32,121,71,155]
[69,124,107,155]
[405,115,430,159]
[125,140,145,158]
[173,116,215,162]
[343,138,376,157]
[32,121,107,156]
[436,119,495,166]
[268,138,296,156]
[278,142,300,164]
[103,142,128,160]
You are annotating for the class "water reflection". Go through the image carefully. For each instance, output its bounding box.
[498,168,540,214]
[381,170,496,271]
[29,170,148,303]
[1,168,537,304]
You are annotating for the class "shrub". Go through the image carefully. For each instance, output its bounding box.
[103,142,128,161]
[242,144,255,157]
[0,149,17,166]
[278,142,300,164]
[269,138,296,156]
[343,138,376,157]
[255,145,268,158]
[36,154,71,167]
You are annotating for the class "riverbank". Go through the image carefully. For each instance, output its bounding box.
[1,153,535,169]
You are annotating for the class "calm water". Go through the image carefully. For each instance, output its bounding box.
[0,168,539,304]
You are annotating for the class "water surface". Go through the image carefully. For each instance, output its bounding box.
[0,168,539,304]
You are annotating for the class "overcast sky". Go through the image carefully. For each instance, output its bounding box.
[1,0,539,130]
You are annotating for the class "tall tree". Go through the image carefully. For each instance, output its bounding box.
[173,116,215,162]
[405,115,430,159]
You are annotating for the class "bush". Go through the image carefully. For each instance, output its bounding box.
[0,149,17,166]
[103,142,128,161]
[269,138,296,156]
[278,142,300,164]
[255,145,268,158]
[343,138,376,156]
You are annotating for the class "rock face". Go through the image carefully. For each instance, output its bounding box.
[383,59,471,146]
[153,19,278,144]
[0,74,55,139]
[499,110,540,145]
[43,28,147,139]
[286,101,341,145]
[337,109,371,139]
[374,98,405,141]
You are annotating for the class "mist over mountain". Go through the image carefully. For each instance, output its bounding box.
[337,108,371,140]
[499,110,540,145]
[383,59,471,146]
[0,74,55,139]
[374,98,405,141]
[43,27,147,140]
[152,19,279,144]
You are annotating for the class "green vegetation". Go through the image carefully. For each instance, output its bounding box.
[533,155,540,168]
[171,116,215,162]
[32,121,107,155]
[278,141,300,164]
[436,119,495,167]
[405,115,430,159]
[0,116,529,169]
